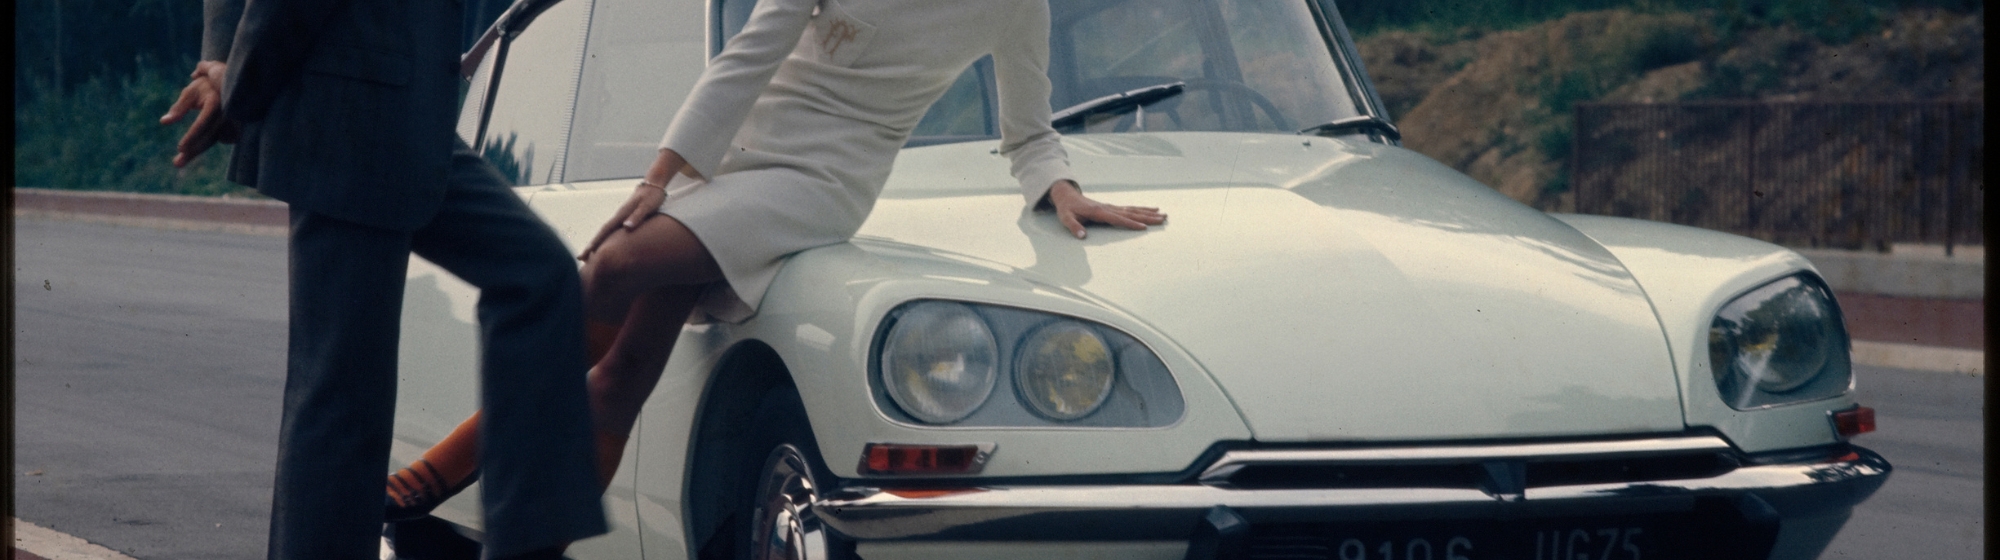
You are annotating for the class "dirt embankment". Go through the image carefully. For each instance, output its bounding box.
[1356,9,1984,210]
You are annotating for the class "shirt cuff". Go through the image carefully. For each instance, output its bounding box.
[658,108,734,180]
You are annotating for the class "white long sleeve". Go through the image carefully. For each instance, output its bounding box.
[647,1,1078,321]
[992,2,1075,206]
[657,0,818,179]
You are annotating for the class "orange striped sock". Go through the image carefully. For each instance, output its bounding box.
[386,411,482,508]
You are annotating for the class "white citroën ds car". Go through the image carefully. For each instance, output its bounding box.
[386,1,1889,559]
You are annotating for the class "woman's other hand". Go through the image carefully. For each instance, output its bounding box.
[1045,180,1165,239]
[580,149,704,260]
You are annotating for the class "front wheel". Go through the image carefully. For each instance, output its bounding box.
[748,443,833,560]
[692,382,855,560]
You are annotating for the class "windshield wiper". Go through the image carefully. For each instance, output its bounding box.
[1300,115,1402,141]
[1051,81,1186,129]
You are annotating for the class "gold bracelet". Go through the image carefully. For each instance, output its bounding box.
[638,178,667,192]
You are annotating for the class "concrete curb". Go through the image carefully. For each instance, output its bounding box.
[12,519,137,560]
[14,187,286,227]
[1798,247,1983,300]
[1852,340,1984,376]
[13,188,289,237]
[14,209,289,237]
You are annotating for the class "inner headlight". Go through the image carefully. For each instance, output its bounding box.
[880,301,998,424]
[1015,322,1117,420]
[1708,274,1851,409]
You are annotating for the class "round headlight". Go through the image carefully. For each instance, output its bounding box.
[1014,322,1116,420]
[880,302,998,424]
[1709,275,1850,409]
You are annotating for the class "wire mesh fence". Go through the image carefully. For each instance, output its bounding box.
[1573,101,1983,252]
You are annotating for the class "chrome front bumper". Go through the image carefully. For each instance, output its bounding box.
[815,437,1888,557]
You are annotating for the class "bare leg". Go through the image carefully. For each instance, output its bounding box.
[577,215,723,484]
[587,287,701,436]
[580,214,723,325]
[389,214,725,508]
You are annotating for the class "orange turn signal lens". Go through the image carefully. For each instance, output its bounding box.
[859,443,993,475]
[1833,406,1876,438]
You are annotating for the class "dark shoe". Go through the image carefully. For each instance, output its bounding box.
[385,459,479,522]
[484,545,567,560]
[384,516,483,560]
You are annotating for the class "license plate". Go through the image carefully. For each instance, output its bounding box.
[1298,526,1650,560]
[1252,505,1776,560]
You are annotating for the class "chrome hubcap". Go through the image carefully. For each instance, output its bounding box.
[750,443,830,560]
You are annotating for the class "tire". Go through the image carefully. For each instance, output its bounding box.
[693,383,855,560]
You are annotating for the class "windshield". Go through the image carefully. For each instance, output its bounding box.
[912,0,1365,143]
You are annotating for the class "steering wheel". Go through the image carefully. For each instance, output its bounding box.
[1179,78,1292,132]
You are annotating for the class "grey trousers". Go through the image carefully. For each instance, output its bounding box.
[268,139,607,559]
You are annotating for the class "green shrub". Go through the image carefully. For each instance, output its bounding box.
[1543,167,1572,200]
[13,59,249,196]
[1626,23,1708,71]
[1537,121,1576,163]
[1341,0,1961,39]
[1753,0,1882,43]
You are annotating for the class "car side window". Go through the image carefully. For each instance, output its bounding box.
[564,0,707,183]
[714,0,758,56]
[717,0,995,148]
[478,0,592,186]
[908,57,996,146]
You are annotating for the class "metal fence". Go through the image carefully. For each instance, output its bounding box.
[1572,101,1983,252]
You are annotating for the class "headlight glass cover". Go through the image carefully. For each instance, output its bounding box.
[879,301,999,424]
[1708,274,1851,409]
[1014,322,1117,420]
[871,300,1183,428]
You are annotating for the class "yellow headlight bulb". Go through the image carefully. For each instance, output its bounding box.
[1016,322,1116,420]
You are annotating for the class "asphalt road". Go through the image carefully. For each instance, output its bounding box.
[10,217,1985,559]
[1822,366,1986,559]
[13,218,287,559]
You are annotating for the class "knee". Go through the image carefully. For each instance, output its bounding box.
[581,238,643,299]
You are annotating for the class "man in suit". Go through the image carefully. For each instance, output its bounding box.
[162,0,607,557]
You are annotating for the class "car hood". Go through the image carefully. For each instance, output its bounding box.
[858,133,1683,442]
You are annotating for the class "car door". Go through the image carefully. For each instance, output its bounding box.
[415,0,662,557]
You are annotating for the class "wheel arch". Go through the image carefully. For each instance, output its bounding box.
[684,338,843,558]
[1552,213,1852,453]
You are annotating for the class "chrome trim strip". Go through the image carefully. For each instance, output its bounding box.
[1199,436,1731,484]
[816,446,1888,541]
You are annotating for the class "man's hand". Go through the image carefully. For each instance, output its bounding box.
[1045,180,1165,239]
[160,61,240,168]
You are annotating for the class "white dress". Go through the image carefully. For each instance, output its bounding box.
[656,0,1074,322]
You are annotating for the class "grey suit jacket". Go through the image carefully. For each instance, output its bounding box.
[205,0,462,232]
